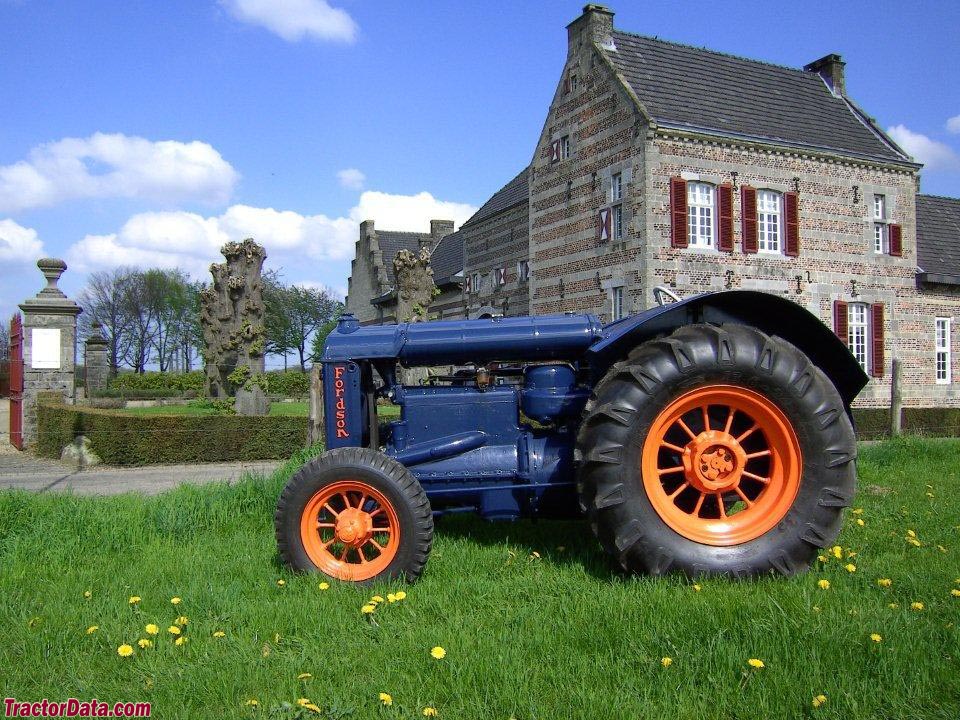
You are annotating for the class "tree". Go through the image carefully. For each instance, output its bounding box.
[78,268,137,373]
[309,313,343,364]
[262,270,296,368]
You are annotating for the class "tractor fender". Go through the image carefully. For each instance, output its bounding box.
[586,290,868,407]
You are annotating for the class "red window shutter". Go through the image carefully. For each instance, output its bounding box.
[669,177,688,248]
[784,191,800,256]
[465,275,471,293]
[889,223,902,257]
[550,140,561,163]
[599,208,611,241]
[833,300,848,341]
[871,303,884,378]
[741,185,758,254]
[717,183,734,251]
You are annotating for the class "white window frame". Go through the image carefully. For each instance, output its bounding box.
[757,190,782,254]
[612,204,623,240]
[848,303,870,372]
[873,194,886,220]
[873,194,888,254]
[471,272,481,294]
[561,135,571,160]
[612,173,622,202]
[936,317,952,384]
[687,182,715,248]
[611,286,625,321]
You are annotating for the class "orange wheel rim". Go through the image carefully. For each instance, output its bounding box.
[299,480,400,581]
[641,385,802,546]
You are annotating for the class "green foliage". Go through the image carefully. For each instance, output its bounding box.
[94,388,181,400]
[309,318,339,363]
[37,397,305,465]
[227,365,251,388]
[109,371,205,393]
[261,370,311,398]
[186,398,236,415]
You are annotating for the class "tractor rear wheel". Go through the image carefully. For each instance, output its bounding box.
[576,324,857,577]
[275,447,433,583]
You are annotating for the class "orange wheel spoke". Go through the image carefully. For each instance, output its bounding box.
[321,537,336,549]
[736,423,759,442]
[369,508,384,518]
[723,407,735,434]
[702,405,711,432]
[337,546,349,562]
[716,493,727,518]
[734,486,754,507]
[742,471,771,484]
[369,538,385,552]
[745,450,771,459]
[661,441,686,454]
[357,493,370,510]
[677,418,696,440]
[658,465,685,475]
[668,482,689,500]
[340,492,353,509]
[323,503,340,517]
[693,492,706,516]
[316,522,336,529]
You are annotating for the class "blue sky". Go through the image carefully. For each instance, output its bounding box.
[2,0,959,326]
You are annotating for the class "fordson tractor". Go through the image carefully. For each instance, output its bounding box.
[275,290,866,583]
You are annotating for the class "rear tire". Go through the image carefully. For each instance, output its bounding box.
[275,447,433,584]
[576,324,857,577]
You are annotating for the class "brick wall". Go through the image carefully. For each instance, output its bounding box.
[462,201,530,318]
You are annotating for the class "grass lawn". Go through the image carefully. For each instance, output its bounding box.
[2,437,958,719]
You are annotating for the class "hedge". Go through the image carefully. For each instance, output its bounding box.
[38,397,308,466]
[110,371,205,393]
[107,370,310,398]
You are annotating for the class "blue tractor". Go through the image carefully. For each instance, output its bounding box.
[275,290,866,583]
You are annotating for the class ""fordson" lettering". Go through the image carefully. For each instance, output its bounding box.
[334,366,350,439]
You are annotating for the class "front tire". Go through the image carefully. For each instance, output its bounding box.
[275,447,433,583]
[576,324,857,577]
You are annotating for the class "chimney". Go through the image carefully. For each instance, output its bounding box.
[430,219,455,245]
[804,54,846,96]
[567,4,615,54]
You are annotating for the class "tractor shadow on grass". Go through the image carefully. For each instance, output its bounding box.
[431,513,622,581]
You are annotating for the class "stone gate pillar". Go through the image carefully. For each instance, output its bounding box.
[84,322,110,397]
[18,258,81,448]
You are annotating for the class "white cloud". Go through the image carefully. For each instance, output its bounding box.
[223,0,357,43]
[0,219,44,264]
[947,115,960,134]
[887,124,960,171]
[351,191,477,231]
[337,168,366,190]
[65,190,478,280]
[0,133,239,213]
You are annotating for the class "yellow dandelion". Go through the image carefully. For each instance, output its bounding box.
[845,563,857,573]
[817,579,831,590]
[870,633,882,643]
[168,625,181,635]
[244,699,259,707]
[298,673,312,680]
[175,616,188,626]
[852,508,864,515]
[83,590,92,599]
[907,529,916,538]
[856,518,865,526]
[318,582,330,591]
[937,545,947,553]
[926,492,934,498]
[297,699,311,708]
[86,625,99,635]
[423,709,438,717]
[379,693,393,706]
[831,545,842,559]
[430,646,447,659]
[128,596,141,605]
[277,579,286,587]
[303,703,321,713]
[661,657,673,667]
[812,606,821,613]
[877,578,892,588]
[692,584,702,592]
[145,623,159,635]
[395,591,407,601]
[138,638,152,649]
[747,658,765,669]
[117,644,134,657]
[951,589,960,597]
[175,636,188,646]
[911,602,924,611]
[531,551,541,559]
[812,694,828,708]
[907,537,922,547]
[371,595,385,603]
[387,593,397,603]
[213,630,226,638]
[817,554,827,562]
[170,597,182,605]
[361,604,376,614]
[888,602,899,609]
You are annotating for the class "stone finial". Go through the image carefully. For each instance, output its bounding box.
[37,258,68,298]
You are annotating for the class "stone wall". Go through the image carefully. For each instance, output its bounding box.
[462,200,530,318]
[344,221,388,325]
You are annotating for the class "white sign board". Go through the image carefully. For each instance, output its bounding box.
[31,328,61,369]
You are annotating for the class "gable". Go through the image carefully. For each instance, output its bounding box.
[917,194,960,283]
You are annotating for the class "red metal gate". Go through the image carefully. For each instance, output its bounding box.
[9,314,23,450]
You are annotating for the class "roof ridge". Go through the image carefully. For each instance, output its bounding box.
[918,193,960,202]
[611,29,812,77]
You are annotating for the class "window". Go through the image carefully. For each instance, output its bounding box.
[757,190,782,253]
[848,303,870,372]
[611,286,625,321]
[612,205,623,240]
[570,74,578,92]
[471,272,481,293]
[687,182,715,248]
[936,317,951,384]
[517,260,530,283]
[612,173,622,202]
[561,135,571,160]
[873,194,887,253]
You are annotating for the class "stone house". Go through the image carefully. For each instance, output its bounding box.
[345,4,960,409]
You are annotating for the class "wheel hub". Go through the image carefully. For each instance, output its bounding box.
[334,508,373,547]
[682,429,747,492]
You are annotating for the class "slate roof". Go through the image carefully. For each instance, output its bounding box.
[430,229,464,285]
[376,231,429,284]
[603,31,909,164]
[917,194,960,283]
[463,167,530,227]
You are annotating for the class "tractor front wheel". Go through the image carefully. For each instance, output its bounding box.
[576,324,857,577]
[275,447,433,583]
